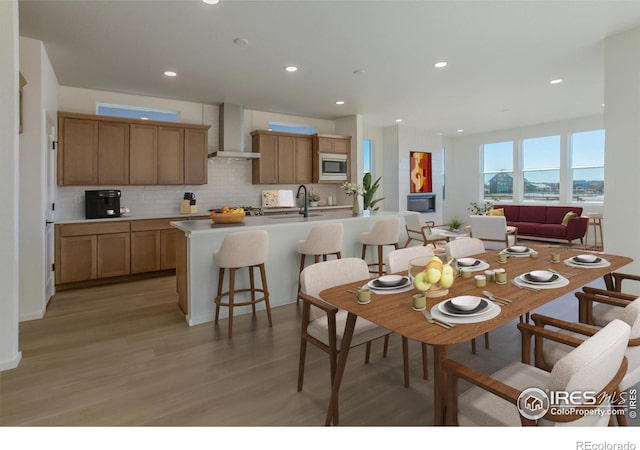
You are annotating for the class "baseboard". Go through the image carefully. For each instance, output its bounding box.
[0,351,22,372]
[20,307,46,322]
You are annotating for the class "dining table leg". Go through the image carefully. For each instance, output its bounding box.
[433,345,448,425]
[324,311,357,426]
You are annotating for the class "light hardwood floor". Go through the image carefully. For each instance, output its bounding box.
[1,275,637,426]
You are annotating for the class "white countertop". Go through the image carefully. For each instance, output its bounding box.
[55,205,351,225]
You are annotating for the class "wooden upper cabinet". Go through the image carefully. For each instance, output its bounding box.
[277,135,296,184]
[59,117,99,185]
[129,124,158,185]
[184,128,208,185]
[295,137,313,184]
[157,126,184,185]
[98,121,129,185]
[57,112,209,186]
[251,130,313,185]
[313,135,350,154]
[252,132,278,184]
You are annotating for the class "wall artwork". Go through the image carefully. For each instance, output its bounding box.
[410,151,432,193]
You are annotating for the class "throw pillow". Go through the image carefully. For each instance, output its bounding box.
[561,211,577,226]
[488,208,505,216]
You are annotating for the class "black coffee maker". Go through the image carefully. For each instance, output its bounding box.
[85,190,121,219]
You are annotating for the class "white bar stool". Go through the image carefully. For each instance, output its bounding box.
[297,223,344,303]
[214,230,272,337]
[360,218,401,276]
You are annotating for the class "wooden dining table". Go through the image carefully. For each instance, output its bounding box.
[318,244,633,426]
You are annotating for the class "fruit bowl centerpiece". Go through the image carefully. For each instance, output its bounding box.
[210,207,246,224]
[409,255,455,298]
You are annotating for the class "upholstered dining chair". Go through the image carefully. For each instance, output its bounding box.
[531,292,640,425]
[297,258,411,423]
[468,215,517,250]
[384,245,434,380]
[444,319,630,426]
[444,237,489,353]
[444,237,486,260]
[403,213,449,251]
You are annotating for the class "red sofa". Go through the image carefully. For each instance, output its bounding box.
[493,204,588,246]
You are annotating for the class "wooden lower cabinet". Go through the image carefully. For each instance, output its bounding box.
[56,217,191,287]
[161,228,179,269]
[58,235,98,283]
[131,230,161,274]
[97,233,131,278]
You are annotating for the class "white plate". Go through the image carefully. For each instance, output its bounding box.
[376,275,405,286]
[457,258,480,267]
[506,247,530,254]
[367,277,412,291]
[518,273,562,285]
[437,297,492,317]
[571,256,603,265]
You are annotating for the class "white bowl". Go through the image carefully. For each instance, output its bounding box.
[450,296,481,311]
[509,246,527,253]
[377,275,404,286]
[529,270,554,281]
[457,257,477,267]
[575,254,598,263]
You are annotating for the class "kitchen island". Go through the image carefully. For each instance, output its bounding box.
[171,210,410,326]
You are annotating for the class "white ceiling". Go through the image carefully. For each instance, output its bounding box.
[17,0,640,136]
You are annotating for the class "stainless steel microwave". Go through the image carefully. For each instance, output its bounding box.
[318,153,348,181]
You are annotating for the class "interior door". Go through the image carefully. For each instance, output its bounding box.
[45,112,56,303]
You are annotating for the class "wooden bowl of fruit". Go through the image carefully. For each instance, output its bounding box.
[210,207,246,224]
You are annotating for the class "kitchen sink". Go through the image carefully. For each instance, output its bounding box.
[268,214,323,219]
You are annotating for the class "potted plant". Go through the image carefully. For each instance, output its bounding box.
[308,192,320,207]
[362,172,384,211]
[448,216,464,231]
[468,201,494,215]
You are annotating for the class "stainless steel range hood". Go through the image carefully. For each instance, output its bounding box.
[208,103,260,159]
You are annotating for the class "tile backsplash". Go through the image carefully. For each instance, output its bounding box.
[55,159,343,220]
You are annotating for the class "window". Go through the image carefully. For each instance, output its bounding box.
[363,139,372,174]
[96,103,180,122]
[482,141,513,201]
[267,122,316,134]
[571,130,604,202]
[522,135,560,201]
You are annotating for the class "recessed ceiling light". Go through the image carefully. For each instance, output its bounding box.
[284,65,298,72]
[202,0,219,4]
[434,61,447,68]
[550,78,563,84]
[395,119,403,123]
[233,38,249,47]
[335,100,345,105]
[457,129,464,133]
[163,71,177,77]
[602,103,606,107]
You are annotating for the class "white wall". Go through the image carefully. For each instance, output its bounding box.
[55,87,348,219]
[448,115,604,226]
[382,125,444,224]
[19,37,59,321]
[604,26,640,282]
[0,0,22,371]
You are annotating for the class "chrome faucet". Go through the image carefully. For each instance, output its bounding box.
[296,185,309,218]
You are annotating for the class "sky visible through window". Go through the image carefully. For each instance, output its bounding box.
[483,141,513,172]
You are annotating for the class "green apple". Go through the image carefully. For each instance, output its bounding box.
[442,264,454,277]
[439,272,454,289]
[425,267,442,284]
[413,271,433,292]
